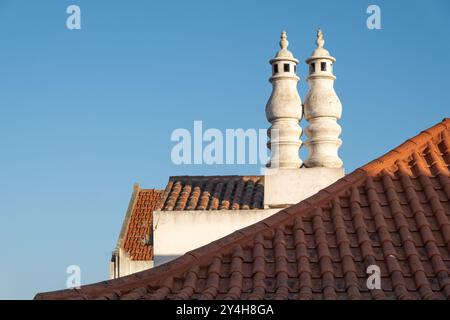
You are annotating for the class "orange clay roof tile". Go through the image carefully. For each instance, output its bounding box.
[35,118,450,300]
[121,189,163,261]
[159,176,264,211]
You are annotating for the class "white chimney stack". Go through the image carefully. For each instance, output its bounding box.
[265,31,303,169]
[304,28,343,168]
[264,29,345,209]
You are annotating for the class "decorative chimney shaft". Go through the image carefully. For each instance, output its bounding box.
[265,31,302,169]
[264,29,344,209]
[304,29,343,168]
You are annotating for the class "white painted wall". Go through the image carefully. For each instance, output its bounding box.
[109,248,154,279]
[153,209,280,266]
[264,167,344,208]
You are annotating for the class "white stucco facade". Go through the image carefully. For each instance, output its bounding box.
[109,248,154,279]
[152,209,280,266]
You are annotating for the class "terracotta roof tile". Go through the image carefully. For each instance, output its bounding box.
[159,176,264,211]
[35,118,450,300]
[121,189,163,261]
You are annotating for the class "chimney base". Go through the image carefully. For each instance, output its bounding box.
[263,167,345,208]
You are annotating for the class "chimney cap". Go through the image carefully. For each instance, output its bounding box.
[271,30,299,64]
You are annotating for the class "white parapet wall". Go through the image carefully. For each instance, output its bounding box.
[264,167,345,208]
[152,209,280,266]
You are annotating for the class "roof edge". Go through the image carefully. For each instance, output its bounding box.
[361,118,449,175]
[115,183,141,252]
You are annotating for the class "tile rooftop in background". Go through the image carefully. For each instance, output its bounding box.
[121,189,163,261]
[158,176,264,211]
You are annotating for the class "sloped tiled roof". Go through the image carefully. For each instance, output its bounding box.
[120,189,164,261]
[35,119,450,300]
[158,176,264,211]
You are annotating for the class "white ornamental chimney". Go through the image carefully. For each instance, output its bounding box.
[304,28,343,168]
[265,31,302,169]
[264,29,344,209]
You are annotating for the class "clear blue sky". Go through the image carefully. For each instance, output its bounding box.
[0,0,449,299]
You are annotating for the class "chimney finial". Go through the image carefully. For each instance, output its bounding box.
[316,28,324,48]
[280,30,288,49]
